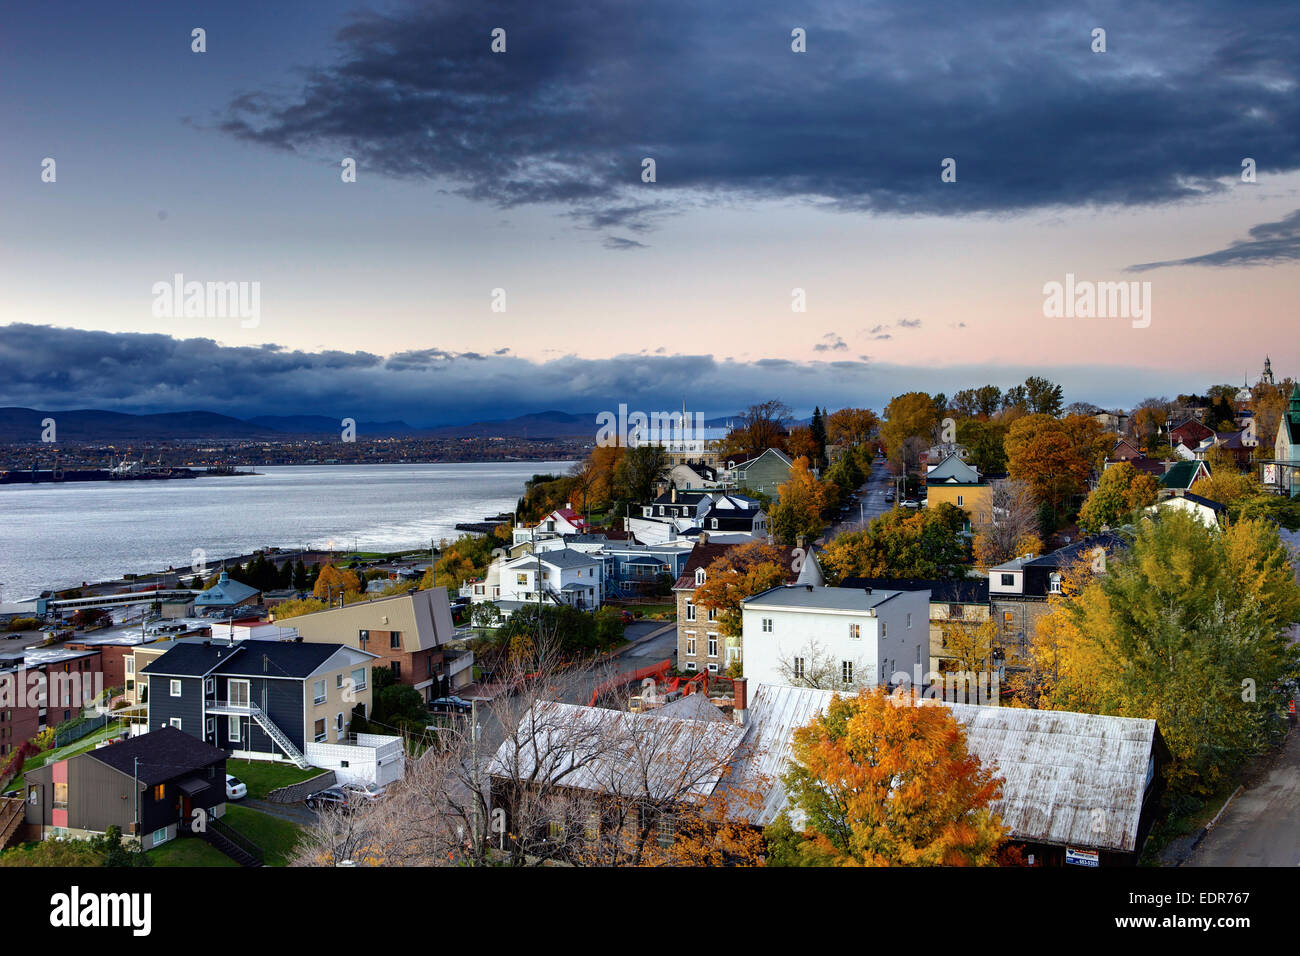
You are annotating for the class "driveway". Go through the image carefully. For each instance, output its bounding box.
[1186,728,1300,866]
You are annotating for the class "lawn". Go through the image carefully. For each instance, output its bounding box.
[151,836,240,868]
[222,806,303,866]
[223,759,325,799]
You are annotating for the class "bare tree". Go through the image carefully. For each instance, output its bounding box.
[972,478,1041,571]
[775,639,871,691]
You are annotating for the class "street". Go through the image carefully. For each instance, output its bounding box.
[822,458,895,541]
[1186,728,1300,866]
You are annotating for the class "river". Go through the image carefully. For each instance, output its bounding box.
[0,462,575,602]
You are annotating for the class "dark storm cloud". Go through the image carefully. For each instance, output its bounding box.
[218,0,1300,236]
[0,324,1208,421]
[1128,209,1300,271]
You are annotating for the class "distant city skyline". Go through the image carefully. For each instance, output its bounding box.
[2,0,1298,422]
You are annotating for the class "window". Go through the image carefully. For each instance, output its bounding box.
[313,679,326,705]
[957,495,964,507]
[762,618,773,633]
[152,828,169,846]
[881,621,887,638]
[710,518,718,529]
[685,601,696,622]
[685,661,697,672]
[228,716,241,743]
[906,612,913,628]
[336,712,345,735]
[685,633,696,656]
[351,667,367,691]
[516,573,528,586]
[695,568,706,585]
[841,661,854,685]
[314,718,327,743]
[53,781,68,810]
[169,717,182,729]
[707,607,717,622]
[849,623,860,640]
[707,634,718,658]
[1000,574,1015,587]
[229,679,249,707]
[390,631,402,649]
[170,679,182,697]
[153,784,165,801]
[336,674,344,688]
[389,661,401,678]
[707,662,719,674]
[358,629,369,647]
[1049,573,1062,594]
[793,657,805,680]
[125,658,134,676]
[204,677,214,695]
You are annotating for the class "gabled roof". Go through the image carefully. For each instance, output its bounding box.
[673,542,799,590]
[142,639,364,680]
[551,507,588,530]
[1160,459,1210,490]
[730,684,1162,851]
[736,448,794,469]
[506,548,600,570]
[655,692,729,723]
[88,727,227,786]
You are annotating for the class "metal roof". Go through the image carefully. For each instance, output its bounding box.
[729,684,1159,851]
[741,584,904,612]
[489,700,745,801]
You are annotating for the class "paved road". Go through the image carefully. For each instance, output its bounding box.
[1186,729,1300,866]
[823,459,896,541]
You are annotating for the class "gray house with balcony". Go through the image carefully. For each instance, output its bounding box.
[141,638,376,768]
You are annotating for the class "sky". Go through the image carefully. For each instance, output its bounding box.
[2,0,1298,425]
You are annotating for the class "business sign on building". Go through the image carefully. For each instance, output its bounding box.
[1065,847,1100,867]
[1263,463,1279,486]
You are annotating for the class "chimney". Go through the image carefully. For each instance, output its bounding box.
[671,486,677,503]
[733,677,748,726]
[699,531,709,545]
[796,534,806,550]
[565,502,572,510]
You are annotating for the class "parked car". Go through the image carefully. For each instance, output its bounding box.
[884,492,895,503]
[620,610,635,624]
[225,774,247,800]
[429,695,473,714]
[902,499,919,509]
[305,786,352,812]
[341,782,385,803]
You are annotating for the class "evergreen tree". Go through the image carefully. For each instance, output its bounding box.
[809,406,828,469]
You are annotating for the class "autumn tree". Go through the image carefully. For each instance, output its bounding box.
[693,541,791,642]
[769,690,1009,866]
[821,503,970,582]
[721,400,792,457]
[271,597,328,620]
[1026,510,1300,802]
[1076,462,1159,532]
[313,564,361,602]
[1004,413,1102,525]
[613,443,668,509]
[826,407,880,447]
[784,425,821,466]
[769,456,828,545]
[971,478,1042,572]
[880,392,940,468]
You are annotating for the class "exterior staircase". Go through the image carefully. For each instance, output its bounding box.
[188,817,264,867]
[246,703,313,769]
[0,797,24,850]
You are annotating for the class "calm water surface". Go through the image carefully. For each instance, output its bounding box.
[0,462,574,601]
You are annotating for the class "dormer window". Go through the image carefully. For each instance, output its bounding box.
[695,568,706,585]
[1049,573,1062,594]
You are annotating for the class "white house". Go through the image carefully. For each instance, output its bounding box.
[511,505,590,548]
[304,732,406,787]
[626,488,768,545]
[475,548,604,614]
[741,584,928,692]
[1145,492,1226,529]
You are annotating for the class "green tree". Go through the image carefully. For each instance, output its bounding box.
[821,503,970,582]
[1033,510,1300,802]
[1077,462,1160,532]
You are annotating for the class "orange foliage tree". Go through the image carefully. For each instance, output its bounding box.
[692,541,791,641]
[312,564,361,601]
[770,690,1009,866]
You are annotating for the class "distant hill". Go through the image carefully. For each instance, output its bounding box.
[424,410,600,439]
[0,407,282,442]
[0,406,724,442]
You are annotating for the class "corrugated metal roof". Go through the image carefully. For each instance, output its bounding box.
[489,700,746,801]
[730,685,1158,852]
